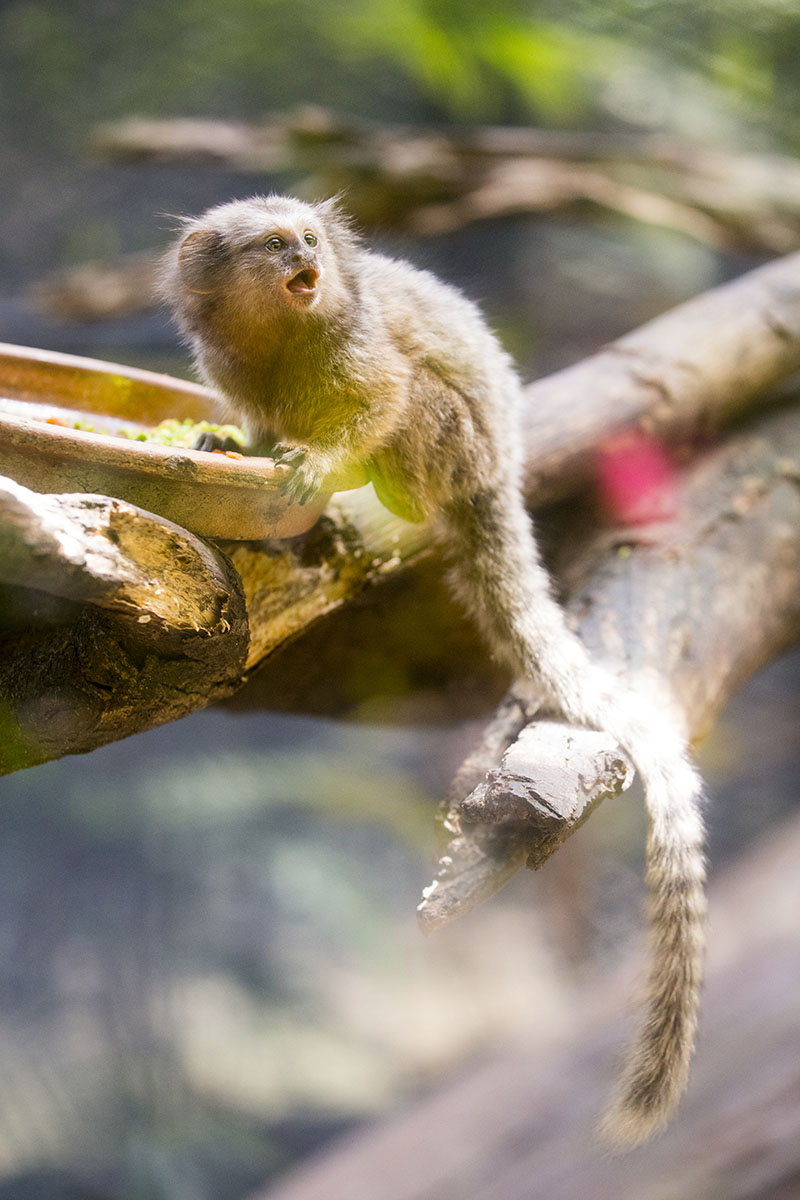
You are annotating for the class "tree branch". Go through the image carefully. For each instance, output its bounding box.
[2,251,800,772]
[520,247,800,502]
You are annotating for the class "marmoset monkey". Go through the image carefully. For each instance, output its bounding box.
[161,194,706,1147]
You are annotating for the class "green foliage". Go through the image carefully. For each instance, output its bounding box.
[2,0,800,146]
[332,2,629,119]
[536,0,800,140]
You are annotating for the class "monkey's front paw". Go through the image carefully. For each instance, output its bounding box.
[273,446,323,506]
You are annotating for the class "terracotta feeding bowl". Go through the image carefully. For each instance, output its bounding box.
[0,342,330,539]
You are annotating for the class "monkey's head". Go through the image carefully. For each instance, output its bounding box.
[162,195,356,334]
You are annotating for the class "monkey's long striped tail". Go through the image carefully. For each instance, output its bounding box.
[439,484,707,1146]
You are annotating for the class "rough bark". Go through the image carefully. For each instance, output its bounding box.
[0,477,248,772]
[520,246,800,503]
[0,477,429,774]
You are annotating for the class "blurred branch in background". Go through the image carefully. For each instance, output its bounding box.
[29,108,800,322]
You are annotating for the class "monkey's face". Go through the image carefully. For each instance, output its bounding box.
[174,200,328,317]
[243,222,324,310]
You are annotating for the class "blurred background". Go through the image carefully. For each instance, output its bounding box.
[2,1,800,1197]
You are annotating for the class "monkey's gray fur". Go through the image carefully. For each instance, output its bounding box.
[161,194,707,1146]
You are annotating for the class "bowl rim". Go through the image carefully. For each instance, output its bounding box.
[0,340,285,490]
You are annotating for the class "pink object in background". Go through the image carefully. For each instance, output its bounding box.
[596,429,678,525]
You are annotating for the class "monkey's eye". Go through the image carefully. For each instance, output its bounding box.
[265,236,284,253]
[304,231,318,247]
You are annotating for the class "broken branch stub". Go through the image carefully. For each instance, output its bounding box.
[462,722,635,869]
[418,721,633,933]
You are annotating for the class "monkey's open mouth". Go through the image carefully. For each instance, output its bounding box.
[286,269,319,295]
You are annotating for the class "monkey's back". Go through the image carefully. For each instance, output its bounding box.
[357,252,519,401]
[347,250,527,514]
